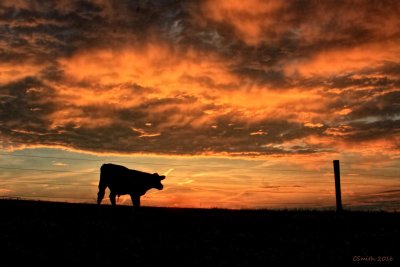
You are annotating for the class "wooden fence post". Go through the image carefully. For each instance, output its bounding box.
[333,160,343,212]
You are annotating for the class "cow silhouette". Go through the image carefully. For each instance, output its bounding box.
[97,163,165,207]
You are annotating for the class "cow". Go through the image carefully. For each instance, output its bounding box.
[97,163,165,207]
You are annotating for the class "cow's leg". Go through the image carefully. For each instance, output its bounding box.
[109,191,117,206]
[97,171,107,205]
[97,190,105,205]
[130,194,140,208]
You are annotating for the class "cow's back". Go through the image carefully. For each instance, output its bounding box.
[100,164,148,194]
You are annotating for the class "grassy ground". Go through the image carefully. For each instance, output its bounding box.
[0,199,399,266]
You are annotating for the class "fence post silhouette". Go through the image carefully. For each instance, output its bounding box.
[333,160,343,212]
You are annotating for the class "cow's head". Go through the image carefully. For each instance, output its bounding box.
[152,173,165,190]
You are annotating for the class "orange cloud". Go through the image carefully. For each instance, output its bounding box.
[285,41,400,77]
[0,63,42,84]
[0,0,399,159]
[55,41,331,132]
[200,0,284,46]
[59,43,239,93]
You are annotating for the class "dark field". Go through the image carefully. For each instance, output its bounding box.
[0,199,399,266]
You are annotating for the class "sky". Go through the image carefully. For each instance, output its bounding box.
[0,0,399,210]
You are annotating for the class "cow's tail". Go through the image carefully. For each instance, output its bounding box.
[97,165,108,205]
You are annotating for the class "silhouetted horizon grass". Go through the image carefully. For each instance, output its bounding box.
[1,199,399,266]
[3,196,397,212]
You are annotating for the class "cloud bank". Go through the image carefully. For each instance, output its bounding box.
[0,0,399,157]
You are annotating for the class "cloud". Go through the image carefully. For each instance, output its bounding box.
[199,0,285,46]
[346,186,400,210]
[0,0,398,158]
[52,161,68,167]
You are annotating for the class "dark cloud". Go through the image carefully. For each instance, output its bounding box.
[0,0,178,63]
[349,91,400,119]
[345,120,400,142]
[0,77,57,125]
[347,187,400,210]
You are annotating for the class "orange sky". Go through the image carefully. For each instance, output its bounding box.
[0,0,399,210]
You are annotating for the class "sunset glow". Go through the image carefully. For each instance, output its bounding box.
[0,0,399,210]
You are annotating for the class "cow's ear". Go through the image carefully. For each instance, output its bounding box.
[160,175,165,180]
